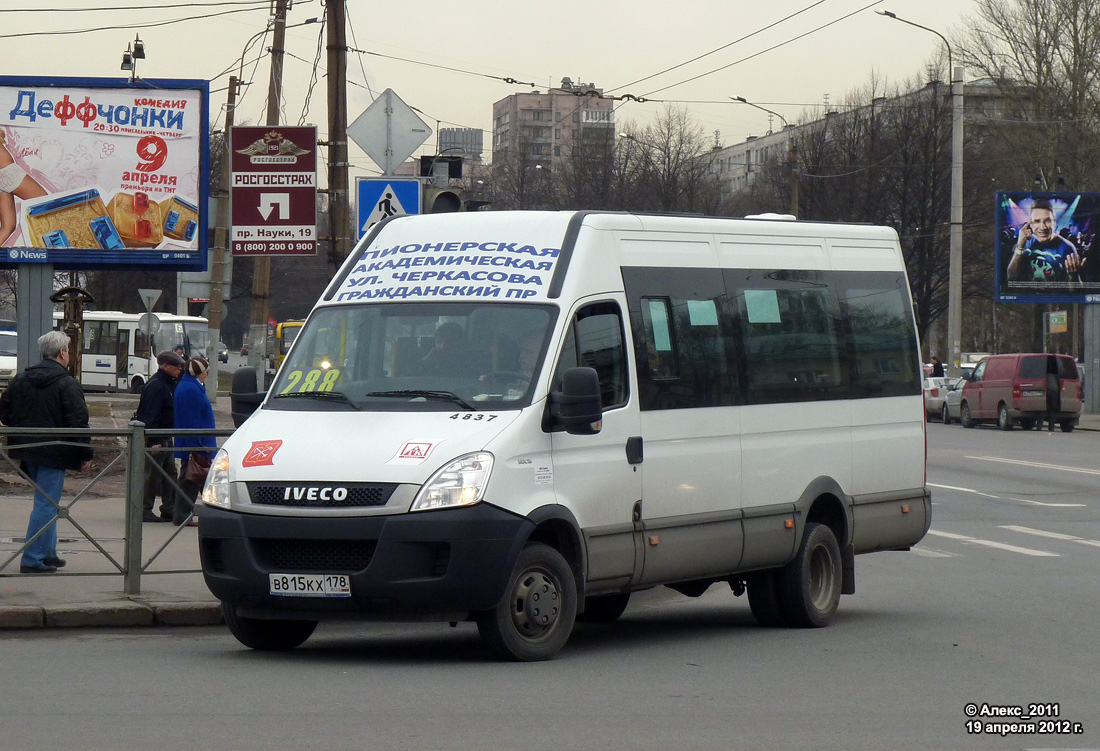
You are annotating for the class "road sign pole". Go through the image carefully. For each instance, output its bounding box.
[326,0,350,274]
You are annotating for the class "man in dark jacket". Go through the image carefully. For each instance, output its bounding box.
[0,330,93,573]
[135,350,184,522]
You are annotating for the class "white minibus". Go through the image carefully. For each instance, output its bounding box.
[54,310,209,392]
[201,211,930,660]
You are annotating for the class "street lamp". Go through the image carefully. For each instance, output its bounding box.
[121,35,145,82]
[730,96,788,131]
[879,10,965,376]
[730,96,798,217]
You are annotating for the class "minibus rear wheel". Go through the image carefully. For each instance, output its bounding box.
[223,604,317,651]
[746,570,788,627]
[476,543,577,661]
[777,523,842,628]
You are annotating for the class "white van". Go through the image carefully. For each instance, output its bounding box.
[200,211,930,660]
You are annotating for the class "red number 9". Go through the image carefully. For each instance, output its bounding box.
[135,135,168,172]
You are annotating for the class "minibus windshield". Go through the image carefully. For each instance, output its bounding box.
[268,302,558,411]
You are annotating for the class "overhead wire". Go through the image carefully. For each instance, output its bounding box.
[0,5,270,39]
[0,0,270,11]
[346,11,375,102]
[609,0,833,93]
[298,13,327,126]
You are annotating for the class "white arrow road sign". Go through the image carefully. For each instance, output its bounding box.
[258,193,290,221]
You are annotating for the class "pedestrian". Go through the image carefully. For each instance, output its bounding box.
[134,349,184,522]
[930,356,945,378]
[172,356,216,526]
[0,330,93,573]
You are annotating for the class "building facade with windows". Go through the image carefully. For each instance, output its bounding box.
[492,77,616,171]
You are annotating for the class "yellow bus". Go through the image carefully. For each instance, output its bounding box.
[273,320,304,370]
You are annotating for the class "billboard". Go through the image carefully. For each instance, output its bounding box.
[0,76,209,270]
[996,190,1100,304]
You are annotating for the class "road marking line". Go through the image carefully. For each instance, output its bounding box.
[926,482,1085,507]
[966,455,1100,476]
[1001,525,1100,548]
[910,547,953,558]
[926,529,1059,556]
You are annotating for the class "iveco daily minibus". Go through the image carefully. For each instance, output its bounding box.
[199,210,930,661]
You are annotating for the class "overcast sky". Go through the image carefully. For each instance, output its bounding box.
[5,0,978,178]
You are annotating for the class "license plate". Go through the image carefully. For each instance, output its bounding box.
[269,573,351,597]
[1021,390,1044,397]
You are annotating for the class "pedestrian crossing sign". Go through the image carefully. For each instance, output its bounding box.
[355,178,421,238]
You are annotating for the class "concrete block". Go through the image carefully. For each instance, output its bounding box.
[152,601,224,626]
[0,605,46,629]
[45,601,154,628]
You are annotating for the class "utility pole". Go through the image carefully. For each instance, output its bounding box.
[326,0,350,275]
[247,0,289,373]
[207,74,237,403]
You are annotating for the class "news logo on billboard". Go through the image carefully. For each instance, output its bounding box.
[996,190,1100,304]
[0,76,209,270]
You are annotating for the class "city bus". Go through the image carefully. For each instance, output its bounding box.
[53,310,209,392]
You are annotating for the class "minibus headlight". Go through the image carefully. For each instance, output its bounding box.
[411,452,494,512]
[200,448,232,509]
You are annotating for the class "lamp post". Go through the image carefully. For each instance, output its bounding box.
[878,10,964,375]
[730,96,798,217]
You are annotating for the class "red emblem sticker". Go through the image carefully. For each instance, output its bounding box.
[242,440,283,467]
[398,442,434,460]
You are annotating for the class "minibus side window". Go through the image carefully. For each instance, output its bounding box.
[554,303,628,410]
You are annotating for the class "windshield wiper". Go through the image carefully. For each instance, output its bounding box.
[272,390,361,410]
[364,390,475,410]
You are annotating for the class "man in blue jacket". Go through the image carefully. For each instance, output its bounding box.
[0,330,93,573]
[134,350,184,522]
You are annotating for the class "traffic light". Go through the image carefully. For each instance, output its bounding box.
[423,187,462,213]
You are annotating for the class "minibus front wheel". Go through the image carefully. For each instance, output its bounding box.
[223,604,318,651]
[476,543,578,661]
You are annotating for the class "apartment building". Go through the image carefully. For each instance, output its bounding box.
[492,78,615,170]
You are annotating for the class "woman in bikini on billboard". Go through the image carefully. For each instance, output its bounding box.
[0,129,48,245]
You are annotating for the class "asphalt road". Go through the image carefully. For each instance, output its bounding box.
[2,421,1098,751]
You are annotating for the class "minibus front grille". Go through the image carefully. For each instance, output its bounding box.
[253,538,377,571]
[247,482,398,507]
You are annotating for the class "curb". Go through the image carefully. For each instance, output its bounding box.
[0,601,223,630]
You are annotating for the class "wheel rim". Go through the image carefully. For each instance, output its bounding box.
[510,568,562,638]
[999,407,1007,428]
[961,404,970,424]
[807,545,836,611]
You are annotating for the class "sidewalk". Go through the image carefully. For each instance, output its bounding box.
[0,391,236,630]
[3,395,1099,631]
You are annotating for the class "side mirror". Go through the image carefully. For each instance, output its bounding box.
[549,366,603,435]
[230,366,265,428]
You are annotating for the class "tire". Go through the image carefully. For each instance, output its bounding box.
[997,404,1013,431]
[960,402,974,428]
[941,404,950,424]
[223,604,317,651]
[578,593,631,623]
[1060,421,1075,433]
[130,376,145,394]
[746,570,788,627]
[476,543,577,661]
[1019,418,1036,430]
[777,523,842,628]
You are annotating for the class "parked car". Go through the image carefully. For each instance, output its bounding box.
[240,337,250,356]
[217,341,229,363]
[923,376,956,421]
[958,353,1082,431]
[941,377,966,424]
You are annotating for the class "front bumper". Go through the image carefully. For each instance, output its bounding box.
[199,503,533,620]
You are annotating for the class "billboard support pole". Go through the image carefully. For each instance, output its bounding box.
[15,264,54,371]
[1085,306,1100,414]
